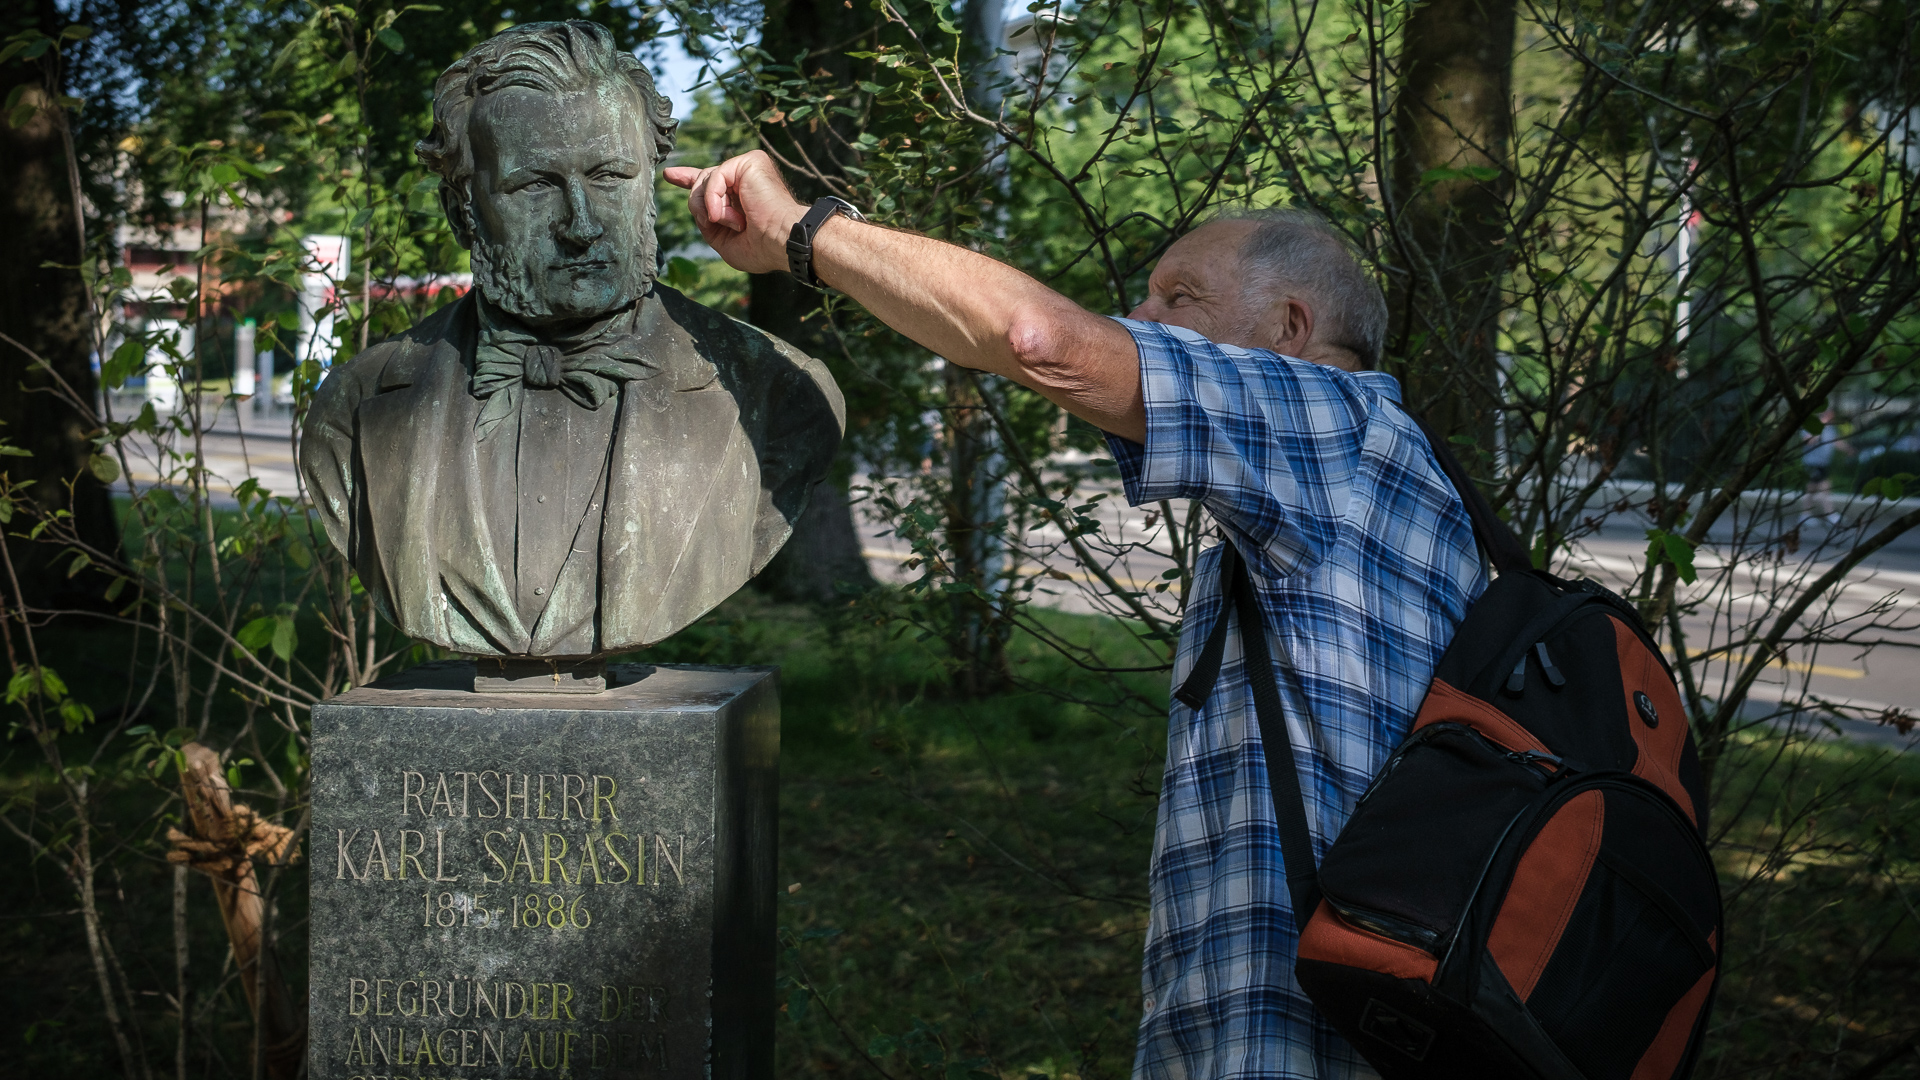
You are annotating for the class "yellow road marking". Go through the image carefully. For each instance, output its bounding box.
[1701,651,1866,680]
[861,549,1162,591]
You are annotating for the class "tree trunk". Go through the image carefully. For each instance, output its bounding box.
[0,0,119,604]
[746,0,877,605]
[940,366,1008,696]
[1386,0,1518,446]
[753,478,875,604]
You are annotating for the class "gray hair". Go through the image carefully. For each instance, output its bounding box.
[416,21,677,194]
[1218,207,1388,368]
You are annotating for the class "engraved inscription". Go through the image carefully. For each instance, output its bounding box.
[339,975,673,1074]
[332,770,695,916]
[400,772,620,820]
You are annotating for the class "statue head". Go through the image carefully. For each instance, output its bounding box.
[418,21,678,327]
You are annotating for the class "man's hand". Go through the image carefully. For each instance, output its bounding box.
[662,151,805,276]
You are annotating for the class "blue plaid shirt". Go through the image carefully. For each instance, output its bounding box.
[1106,320,1486,1080]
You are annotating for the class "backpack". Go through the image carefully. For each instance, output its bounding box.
[1175,419,1722,1080]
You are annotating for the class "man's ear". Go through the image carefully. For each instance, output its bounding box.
[1265,296,1315,354]
[438,182,475,249]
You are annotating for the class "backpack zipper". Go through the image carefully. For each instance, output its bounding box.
[1485,597,1669,699]
[1438,771,1720,987]
[1331,724,1571,954]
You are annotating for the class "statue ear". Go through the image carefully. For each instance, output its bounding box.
[439,182,475,248]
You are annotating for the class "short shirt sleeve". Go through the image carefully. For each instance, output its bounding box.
[1103,317,1389,579]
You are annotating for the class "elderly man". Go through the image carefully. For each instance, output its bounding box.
[665,153,1485,1078]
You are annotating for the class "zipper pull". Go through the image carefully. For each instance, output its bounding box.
[1534,642,1567,688]
[1506,749,1567,772]
[1505,654,1527,694]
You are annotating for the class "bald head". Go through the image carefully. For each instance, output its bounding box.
[1128,210,1386,371]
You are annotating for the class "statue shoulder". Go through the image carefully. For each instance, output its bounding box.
[652,283,822,375]
[308,292,472,419]
[648,284,845,436]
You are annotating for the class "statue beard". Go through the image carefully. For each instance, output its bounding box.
[467,212,659,328]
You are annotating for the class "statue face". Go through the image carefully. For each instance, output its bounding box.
[466,83,655,325]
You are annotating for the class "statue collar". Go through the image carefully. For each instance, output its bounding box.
[468,293,664,442]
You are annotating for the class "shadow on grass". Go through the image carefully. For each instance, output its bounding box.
[5,584,1917,1078]
[619,594,1166,1079]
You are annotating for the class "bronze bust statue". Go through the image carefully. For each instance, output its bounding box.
[300,21,844,669]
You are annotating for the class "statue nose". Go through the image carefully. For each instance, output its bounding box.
[559,178,604,246]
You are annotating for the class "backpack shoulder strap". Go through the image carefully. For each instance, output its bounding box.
[1403,410,1532,576]
[1174,541,1322,921]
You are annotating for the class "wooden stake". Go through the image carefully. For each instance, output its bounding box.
[168,743,304,1080]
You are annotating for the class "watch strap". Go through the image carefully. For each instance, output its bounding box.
[787,196,864,289]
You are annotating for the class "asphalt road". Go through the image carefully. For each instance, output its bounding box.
[856,480,1920,751]
[119,411,1918,751]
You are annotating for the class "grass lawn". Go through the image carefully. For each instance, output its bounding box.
[2,580,1916,1078]
[633,598,1168,1079]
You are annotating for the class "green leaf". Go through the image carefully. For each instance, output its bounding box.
[19,37,50,60]
[103,575,126,602]
[1803,414,1824,436]
[1874,472,1915,501]
[65,551,91,577]
[376,27,405,52]
[285,540,311,569]
[88,453,119,484]
[931,0,960,34]
[209,162,240,184]
[226,764,244,789]
[23,666,67,703]
[59,25,94,41]
[786,987,809,1022]
[236,615,277,651]
[5,670,32,706]
[101,340,143,388]
[1645,529,1698,585]
[59,697,93,733]
[1419,165,1501,185]
[663,256,700,291]
[867,1035,898,1058]
[8,98,37,130]
[270,616,297,662]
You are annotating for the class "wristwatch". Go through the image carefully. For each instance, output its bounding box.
[787,196,865,289]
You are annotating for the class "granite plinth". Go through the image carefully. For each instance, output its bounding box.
[308,660,777,1080]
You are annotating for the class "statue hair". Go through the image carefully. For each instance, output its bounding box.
[416,21,678,244]
[1214,207,1388,369]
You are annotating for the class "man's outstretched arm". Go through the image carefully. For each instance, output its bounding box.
[663,151,1146,443]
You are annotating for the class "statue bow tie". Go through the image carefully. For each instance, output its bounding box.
[470,305,661,441]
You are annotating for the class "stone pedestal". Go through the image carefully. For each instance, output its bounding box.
[308,661,777,1080]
